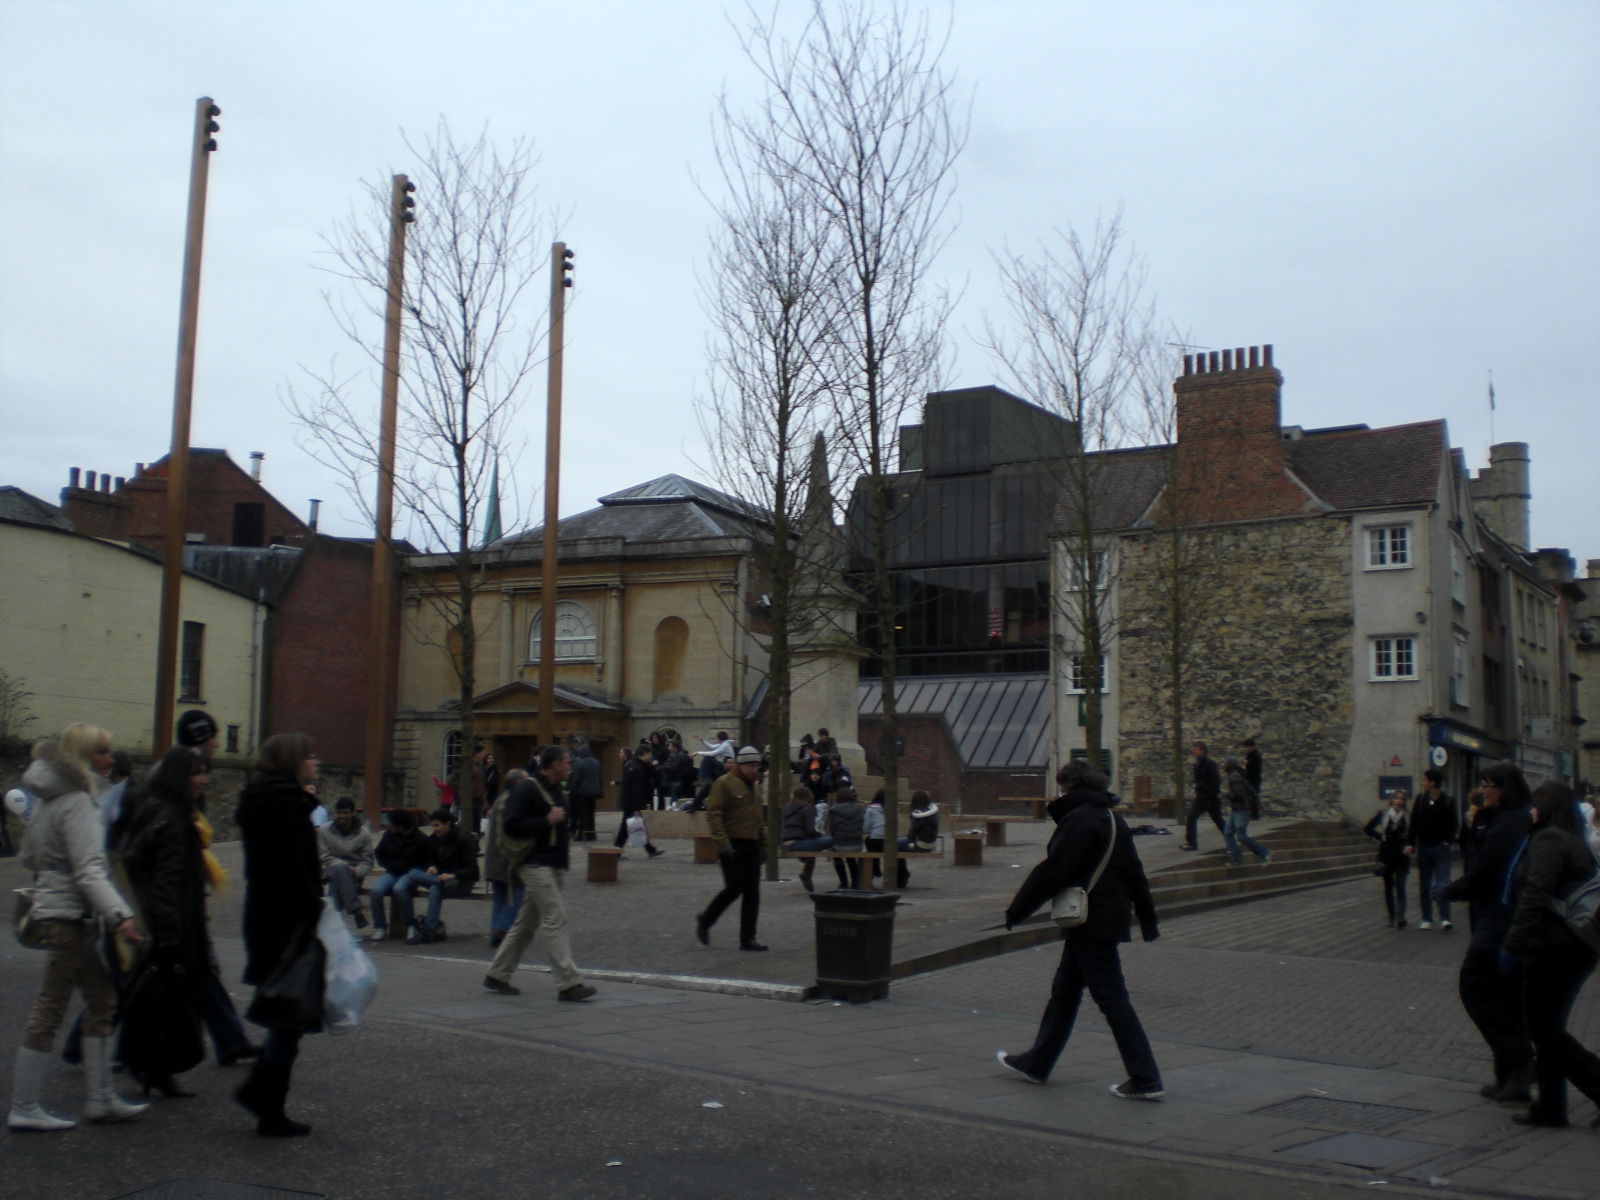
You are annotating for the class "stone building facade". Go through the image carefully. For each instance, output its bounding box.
[1051,346,1577,822]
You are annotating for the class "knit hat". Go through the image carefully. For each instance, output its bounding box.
[735,745,761,764]
[176,709,218,748]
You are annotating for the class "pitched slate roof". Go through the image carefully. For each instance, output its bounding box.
[0,486,73,531]
[1286,420,1446,511]
[1051,448,1172,535]
[497,474,768,551]
[1051,419,1449,532]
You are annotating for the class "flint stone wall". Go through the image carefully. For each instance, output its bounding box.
[1114,516,1352,818]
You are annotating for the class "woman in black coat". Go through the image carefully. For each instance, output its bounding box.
[996,761,1164,1100]
[1365,789,1412,929]
[233,733,323,1137]
[117,745,212,1097]
[1502,781,1600,1128]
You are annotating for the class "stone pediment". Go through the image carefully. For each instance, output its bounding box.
[453,681,630,715]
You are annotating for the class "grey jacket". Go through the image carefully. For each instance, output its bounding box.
[18,752,133,923]
[318,817,375,879]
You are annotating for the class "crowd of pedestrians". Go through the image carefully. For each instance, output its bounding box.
[10,712,1598,1138]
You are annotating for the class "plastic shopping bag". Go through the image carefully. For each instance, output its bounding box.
[318,899,378,1035]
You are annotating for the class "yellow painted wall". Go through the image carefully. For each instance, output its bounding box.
[1,523,263,755]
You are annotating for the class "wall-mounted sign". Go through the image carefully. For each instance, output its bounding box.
[1430,746,1448,768]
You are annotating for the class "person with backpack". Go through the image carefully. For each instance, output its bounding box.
[1501,781,1600,1128]
[1221,756,1270,867]
[481,746,596,1002]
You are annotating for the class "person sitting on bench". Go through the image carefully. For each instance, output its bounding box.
[368,808,434,940]
[825,787,865,888]
[318,797,374,928]
[414,807,479,942]
[782,785,834,892]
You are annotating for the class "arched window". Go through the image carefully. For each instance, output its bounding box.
[528,599,598,661]
[653,616,689,697]
[443,729,464,778]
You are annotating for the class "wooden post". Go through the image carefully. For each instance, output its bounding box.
[536,243,572,747]
[362,175,414,827]
[153,98,221,752]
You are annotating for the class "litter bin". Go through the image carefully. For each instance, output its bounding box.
[812,889,899,1003]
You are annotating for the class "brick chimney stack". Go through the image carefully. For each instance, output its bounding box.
[1172,344,1309,523]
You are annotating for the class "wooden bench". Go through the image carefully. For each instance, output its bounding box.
[783,847,945,891]
[986,796,1050,820]
[975,814,1041,847]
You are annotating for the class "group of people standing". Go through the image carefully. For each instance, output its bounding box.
[9,712,328,1138]
[1368,761,1600,1129]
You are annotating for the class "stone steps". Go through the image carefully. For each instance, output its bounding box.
[890,819,1378,979]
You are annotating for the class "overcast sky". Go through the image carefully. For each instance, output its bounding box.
[3,1,1596,563]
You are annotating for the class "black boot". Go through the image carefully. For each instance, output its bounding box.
[236,1062,311,1137]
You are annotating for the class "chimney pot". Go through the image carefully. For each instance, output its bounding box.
[249,451,264,482]
[1182,353,1193,376]
[114,476,125,490]
[69,467,81,489]
[100,474,111,493]
[1263,344,1274,366]
[1222,349,1233,370]
[308,498,322,532]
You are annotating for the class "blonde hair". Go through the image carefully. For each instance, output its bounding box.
[58,723,112,777]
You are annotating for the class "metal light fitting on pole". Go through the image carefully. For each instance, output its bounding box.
[153,97,221,753]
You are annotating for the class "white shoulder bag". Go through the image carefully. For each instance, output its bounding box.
[1050,810,1118,929]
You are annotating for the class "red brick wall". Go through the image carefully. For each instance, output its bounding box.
[858,713,1045,815]
[266,537,398,768]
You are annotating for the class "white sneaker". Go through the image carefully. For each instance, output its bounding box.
[1418,921,1432,930]
[1441,920,1454,932]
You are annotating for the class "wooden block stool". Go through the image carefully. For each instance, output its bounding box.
[586,846,623,882]
[952,834,984,867]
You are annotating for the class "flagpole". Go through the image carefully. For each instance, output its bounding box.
[1487,370,1496,447]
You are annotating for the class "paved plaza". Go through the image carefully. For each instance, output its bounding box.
[2,818,1596,1199]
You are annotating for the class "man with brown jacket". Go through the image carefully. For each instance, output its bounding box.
[696,746,767,951]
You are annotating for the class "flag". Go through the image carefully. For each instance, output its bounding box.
[482,459,502,545]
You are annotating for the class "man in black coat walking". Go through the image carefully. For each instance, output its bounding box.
[1182,741,1224,851]
[995,761,1164,1100]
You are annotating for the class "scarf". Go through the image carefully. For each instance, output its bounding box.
[195,810,228,893]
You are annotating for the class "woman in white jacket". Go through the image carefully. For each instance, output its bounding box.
[8,725,147,1132]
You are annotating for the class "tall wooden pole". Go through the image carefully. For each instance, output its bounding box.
[536,244,573,747]
[363,175,414,825]
[153,98,221,752]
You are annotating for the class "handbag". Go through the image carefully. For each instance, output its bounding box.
[118,957,205,1077]
[246,924,327,1034]
[13,887,46,949]
[1051,810,1118,929]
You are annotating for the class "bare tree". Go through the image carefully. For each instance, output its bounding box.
[700,101,846,872]
[986,213,1158,767]
[728,0,964,885]
[290,122,551,814]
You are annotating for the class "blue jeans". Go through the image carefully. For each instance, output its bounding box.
[1222,810,1268,864]
[370,868,435,929]
[1416,843,1452,923]
[490,878,527,935]
[1012,937,1161,1088]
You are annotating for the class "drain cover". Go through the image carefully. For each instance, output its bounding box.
[111,1182,325,1200]
[1281,1132,1439,1170]
[1252,1094,1431,1131]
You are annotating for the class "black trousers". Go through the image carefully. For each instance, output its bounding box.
[701,839,762,944]
[1523,940,1600,1122]
[1459,945,1532,1080]
[567,794,596,840]
[1379,861,1409,922]
[612,807,658,853]
[1185,797,1224,846]
[1012,937,1161,1088]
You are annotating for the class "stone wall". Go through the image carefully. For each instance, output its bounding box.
[1115,515,1353,817]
